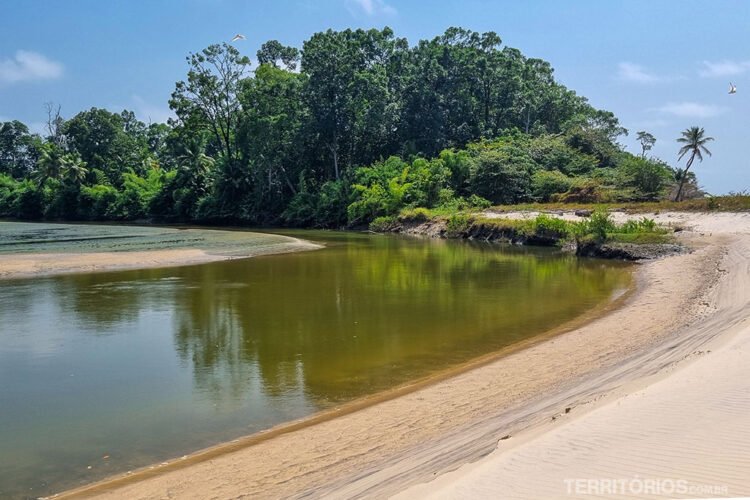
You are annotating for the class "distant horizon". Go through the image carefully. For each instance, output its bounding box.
[2,0,748,194]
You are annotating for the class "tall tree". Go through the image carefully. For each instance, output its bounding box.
[239,64,307,201]
[302,27,406,180]
[63,108,148,184]
[0,120,40,178]
[636,130,656,158]
[675,126,713,201]
[257,40,300,71]
[170,43,251,202]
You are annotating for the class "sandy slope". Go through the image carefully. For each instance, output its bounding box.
[53,213,745,499]
[400,214,750,499]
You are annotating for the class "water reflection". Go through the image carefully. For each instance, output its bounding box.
[0,232,630,498]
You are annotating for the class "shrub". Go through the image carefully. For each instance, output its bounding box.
[531,170,574,202]
[13,182,45,220]
[445,213,472,237]
[78,184,118,219]
[314,179,350,227]
[528,214,573,239]
[369,215,399,232]
[0,174,19,216]
[582,210,615,242]
[619,217,660,234]
[399,207,432,223]
[556,179,607,203]
[619,156,672,201]
[469,149,533,204]
[467,194,491,209]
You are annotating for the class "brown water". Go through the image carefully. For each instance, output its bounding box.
[0,224,631,498]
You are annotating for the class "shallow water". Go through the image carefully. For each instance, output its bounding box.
[0,224,630,498]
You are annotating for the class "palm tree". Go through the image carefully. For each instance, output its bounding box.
[34,143,65,187]
[675,127,713,201]
[61,154,88,185]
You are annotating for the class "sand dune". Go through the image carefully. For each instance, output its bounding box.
[405,331,750,499]
[55,213,749,499]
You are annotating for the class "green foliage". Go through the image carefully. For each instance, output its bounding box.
[369,215,399,232]
[63,108,149,185]
[284,178,350,227]
[525,214,572,239]
[556,179,609,203]
[619,156,672,201]
[0,174,19,216]
[581,210,615,242]
[469,148,533,204]
[0,27,697,227]
[467,194,492,209]
[675,126,714,201]
[12,181,45,220]
[0,120,40,178]
[619,217,660,233]
[529,134,598,175]
[398,207,432,222]
[78,184,118,219]
[532,170,573,202]
[111,169,165,220]
[445,213,472,237]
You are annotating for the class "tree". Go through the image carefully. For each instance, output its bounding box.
[238,64,307,219]
[675,126,713,201]
[170,43,251,203]
[63,108,148,184]
[302,28,406,180]
[619,156,671,201]
[44,102,67,148]
[34,143,65,187]
[257,40,300,71]
[0,120,40,178]
[636,131,656,158]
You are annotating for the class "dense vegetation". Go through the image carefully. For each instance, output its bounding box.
[0,27,701,226]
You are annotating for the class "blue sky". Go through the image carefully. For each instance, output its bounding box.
[1,0,747,193]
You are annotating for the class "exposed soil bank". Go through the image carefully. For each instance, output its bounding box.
[381,211,686,260]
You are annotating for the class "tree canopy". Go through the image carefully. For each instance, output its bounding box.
[0,26,693,224]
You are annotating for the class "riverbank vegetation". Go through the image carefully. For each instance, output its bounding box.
[377,209,672,246]
[0,27,710,227]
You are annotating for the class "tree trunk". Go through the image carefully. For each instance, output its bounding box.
[674,154,695,202]
[278,164,297,194]
[330,144,340,181]
[524,106,531,134]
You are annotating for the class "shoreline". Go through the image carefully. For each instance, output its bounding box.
[52,212,739,499]
[401,220,750,498]
[53,263,636,498]
[0,227,322,280]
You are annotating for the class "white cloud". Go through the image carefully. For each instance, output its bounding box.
[0,50,63,84]
[655,102,726,119]
[348,0,397,16]
[699,60,750,78]
[132,95,175,124]
[617,62,667,84]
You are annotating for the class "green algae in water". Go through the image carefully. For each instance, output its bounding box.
[0,224,630,498]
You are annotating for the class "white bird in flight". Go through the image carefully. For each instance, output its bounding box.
[729,82,737,94]
[231,34,246,42]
